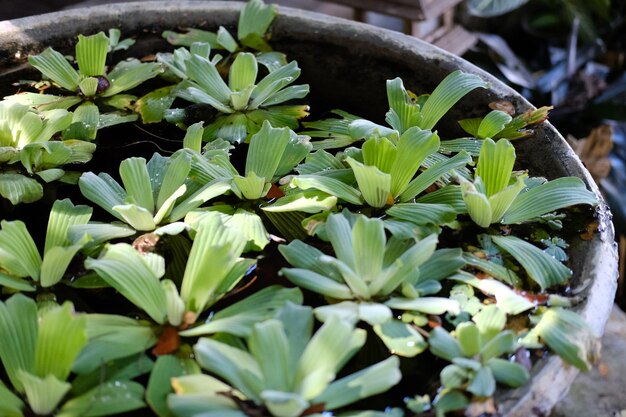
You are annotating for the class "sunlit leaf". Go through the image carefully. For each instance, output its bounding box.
[19,372,70,416]
[0,173,43,204]
[76,32,109,76]
[491,235,571,290]
[85,244,167,323]
[28,48,80,91]
[373,320,427,357]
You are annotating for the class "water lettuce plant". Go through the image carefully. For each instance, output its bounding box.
[0,1,604,416]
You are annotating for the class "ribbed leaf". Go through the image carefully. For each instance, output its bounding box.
[457,322,481,357]
[492,235,571,290]
[296,315,366,399]
[120,157,155,213]
[180,286,302,337]
[249,320,291,391]
[390,128,440,196]
[229,53,258,92]
[75,32,108,76]
[182,122,203,152]
[400,151,472,202]
[250,61,300,108]
[0,294,38,392]
[58,380,145,417]
[347,157,391,208]
[420,71,489,130]
[19,372,70,416]
[136,86,177,124]
[291,175,362,205]
[462,253,519,286]
[316,356,401,409]
[488,175,527,222]
[194,337,263,401]
[85,244,167,323]
[246,121,290,180]
[480,331,516,361]
[476,138,516,196]
[44,198,92,253]
[352,216,385,283]
[0,173,43,205]
[477,110,512,138]
[502,177,598,224]
[216,26,238,53]
[79,172,127,219]
[28,48,80,91]
[226,209,270,251]
[466,366,496,397]
[373,320,427,357]
[185,55,231,103]
[157,151,192,210]
[385,77,420,133]
[40,237,90,287]
[180,213,247,314]
[238,0,277,49]
[280,268,353,299]
[168,179,231,221]
[64,102,99,140]
[262,190,337,213]
[67,222,135,248]
[0,219,41,280]
[532,308,598,371]
[386,203,457,226]
[104,60,161,97]
[113,204,156,231]
[461,180,493,228]
[72,314,156,374]
[33,302,87,380]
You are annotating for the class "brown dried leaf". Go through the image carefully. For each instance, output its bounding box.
[152,326,180,356]
[465,397,498,417]
[133,232,160,253]
[566,125,613,182]
[489,99,515,115]
[580,221,599,241]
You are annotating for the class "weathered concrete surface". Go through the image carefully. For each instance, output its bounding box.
[552,305,626,417]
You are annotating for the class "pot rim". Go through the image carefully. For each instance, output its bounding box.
[0,2,619,416]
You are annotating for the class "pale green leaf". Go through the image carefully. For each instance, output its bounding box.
[250,61,301,108]
[58,380,145,417]
[456,322,481,357]
[347,157,391,208]
[468,0,530,17]
[120,157,155,212]
[466,366,496,397]
[261,391,309,417]
[169,179,231,221]
[85,244,167,323]
[180,286,302,337]
[44,198,92,253]
[0,173,43,205]
[429,327,463,361]
[0,272,35,292]
[385,297,460,315]
[72,314,156,374]
[194,337,263,402]
[491,235,571,290]
[34,302,87,380]
[477,110,512,138]
[488,174,527,223]
[180,213,247,314]
[280,268,353,299]
[0,382,23,417]
[238,0,277,50]
[216,26,239,53]
[67,222,135,248]
[246,121,290,180]
[532,308,598,371]
[480,331,516,361]
[291,175,362,205]
[113,204,156,231]
[40,237,90,287]
[63,102,98,141]
[386,203,457,226]
[250,320,291,391]
[400,151,472,202]
[0,220,41,279]
[486,358,529,387]
[71,354,153,395]
[19,372,70,416]
[262,190,338,213]
[29,48,80,91]
[420,71,489,130]
[296,315,366,399]
[316,356,401,409]
[419,248,465,282]
[0,294,38,392]
[461,180,493,228]
[183,121,204,152]
[136,86,177,124]
[75,32,108,76]
[390,128,440,196]
[476,138,516,196]
[185,55,231,103]
[79,172,127,219]
[229,52,258,92]
[352,216,385,284]
[373,320,427,357]
[104,59,161,97]
[502,177,598,224]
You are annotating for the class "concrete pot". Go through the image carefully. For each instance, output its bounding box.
[0,2,618,416]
